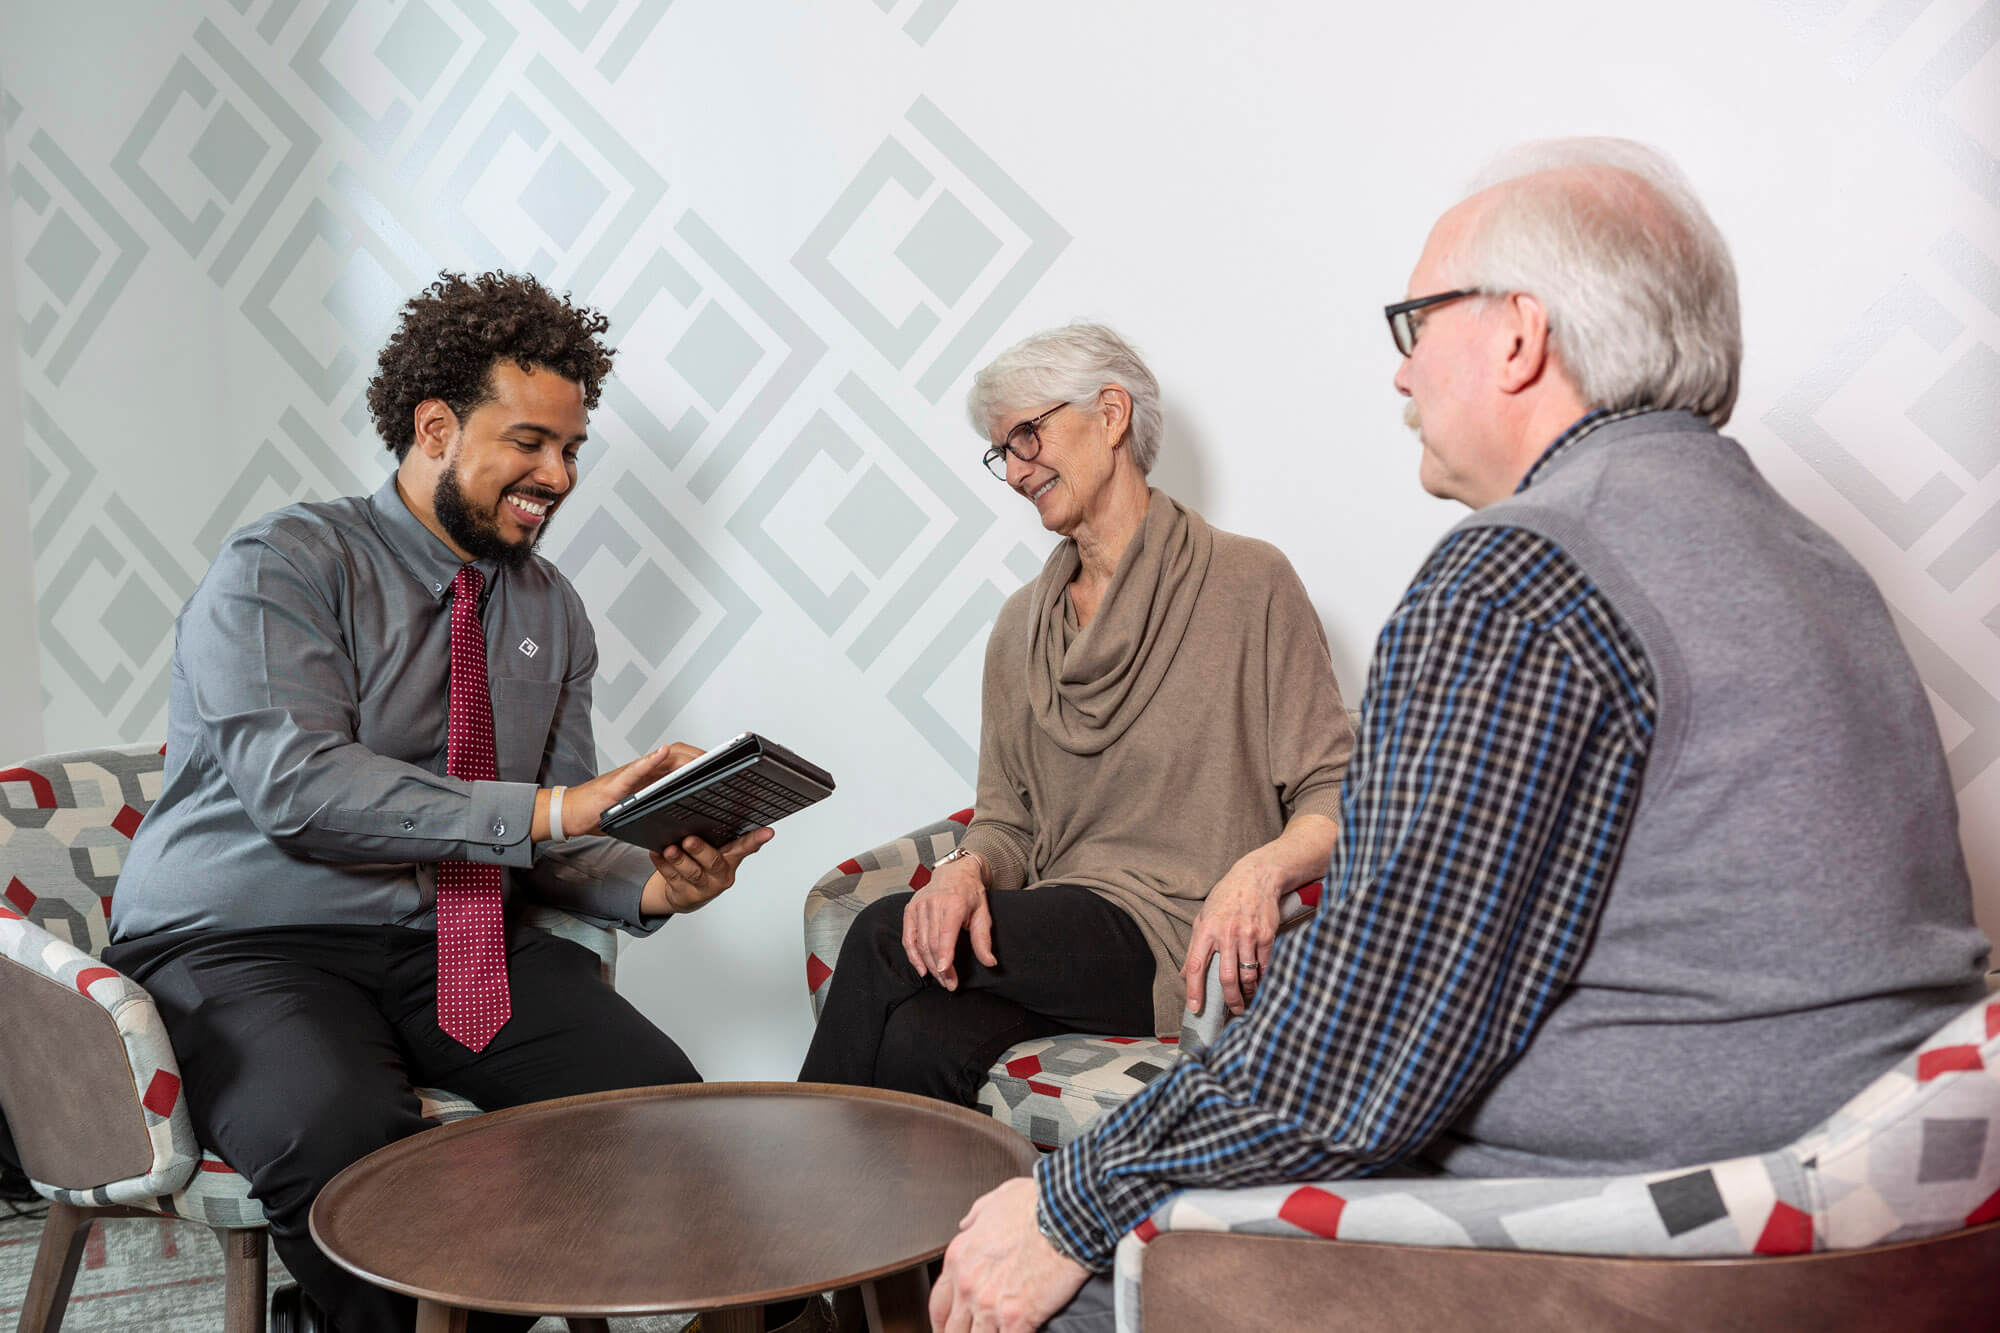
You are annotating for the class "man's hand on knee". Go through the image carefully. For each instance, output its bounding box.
[930,1177,1089,1333]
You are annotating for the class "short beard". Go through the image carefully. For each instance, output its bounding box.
[433,461,551,570]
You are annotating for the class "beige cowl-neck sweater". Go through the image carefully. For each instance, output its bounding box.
[958,489,1355,1035]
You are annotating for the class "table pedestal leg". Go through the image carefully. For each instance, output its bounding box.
[414,1300,468,1333]
[863,1266,932,1333]
[701,1306,765,1333]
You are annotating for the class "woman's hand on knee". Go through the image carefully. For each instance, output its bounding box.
[902,862,996,991]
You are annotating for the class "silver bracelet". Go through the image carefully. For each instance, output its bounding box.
[936,845,988,880]
[548,785,567,842]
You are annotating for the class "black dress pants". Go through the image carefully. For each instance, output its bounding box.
[797,884,1157,1107]
[105,922,699,1333]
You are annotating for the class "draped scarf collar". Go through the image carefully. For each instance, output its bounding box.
[1026,488,1214,755]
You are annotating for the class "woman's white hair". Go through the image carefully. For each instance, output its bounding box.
[1453,137,1742,425]
[966,322,1165,475]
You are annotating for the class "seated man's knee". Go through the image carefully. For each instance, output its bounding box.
[248,1090,426,1214]
[602,1027,702,1088]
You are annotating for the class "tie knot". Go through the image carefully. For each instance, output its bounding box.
[452,564,484,605]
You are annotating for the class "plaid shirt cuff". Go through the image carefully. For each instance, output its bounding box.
[1033,1129,1172,1272]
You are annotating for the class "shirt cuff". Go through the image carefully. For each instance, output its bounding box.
[471,782,539,869]
[1032,1138,1122,1272]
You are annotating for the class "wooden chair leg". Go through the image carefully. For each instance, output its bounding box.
[15,1200,95,1333]
[216,1226,268,1333]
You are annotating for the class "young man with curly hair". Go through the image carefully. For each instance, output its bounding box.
[106,272,774,1332]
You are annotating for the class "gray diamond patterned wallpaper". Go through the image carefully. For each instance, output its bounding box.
[2,0,1995,1077]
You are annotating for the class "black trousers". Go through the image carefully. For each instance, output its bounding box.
[797,885,1157,1107]
[105,922,699,1333]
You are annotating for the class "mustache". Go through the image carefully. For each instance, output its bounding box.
[507,486,562,504]
[1403,400,1422,433]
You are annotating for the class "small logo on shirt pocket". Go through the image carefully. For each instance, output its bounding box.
[517,638,539,658]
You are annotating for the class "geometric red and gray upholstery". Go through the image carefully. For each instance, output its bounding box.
[1110,984,2000,1331]
[803,810,1318,1151]
[0,744,609,1228]
[0,748,195,1205]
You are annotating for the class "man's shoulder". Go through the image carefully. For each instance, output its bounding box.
[1498,412,1754,520]
[512,549,589,616]
[216,494,377,571]
[1402,525,1597,625]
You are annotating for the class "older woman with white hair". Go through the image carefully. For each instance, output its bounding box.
[799,323,1354,1106]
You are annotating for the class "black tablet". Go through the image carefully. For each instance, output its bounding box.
[596,732,835,852]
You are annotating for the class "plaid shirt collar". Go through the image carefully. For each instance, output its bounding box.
[1517,405,1655,494]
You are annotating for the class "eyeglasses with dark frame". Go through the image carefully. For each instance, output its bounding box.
[981,402,1070,480]
[1384,289,1481,357]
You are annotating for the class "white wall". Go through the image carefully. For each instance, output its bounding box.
[5,0,1997,1078]
[0,95,45,761]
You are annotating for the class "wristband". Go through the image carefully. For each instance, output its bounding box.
[548,785,567,842]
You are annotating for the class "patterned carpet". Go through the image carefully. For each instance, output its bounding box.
[0,1201,692,1331]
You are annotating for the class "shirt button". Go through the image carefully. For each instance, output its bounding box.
[492,845,505,855]
[493,819,506,837]
[402,818,415,831]
[433,582,444,593]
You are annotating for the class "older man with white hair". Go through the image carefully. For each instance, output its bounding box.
[927,138,1989,1332]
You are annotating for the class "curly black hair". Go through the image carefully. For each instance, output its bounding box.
[366,271,616,459]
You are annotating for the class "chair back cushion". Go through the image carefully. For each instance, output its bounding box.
[0,745,197,1204]
[0,745,164,958]
[1793,987,2000,1247]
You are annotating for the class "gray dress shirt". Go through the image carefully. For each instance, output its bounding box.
[111,475,660,941]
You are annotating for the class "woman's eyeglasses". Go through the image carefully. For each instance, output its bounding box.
[981,402,1070,480]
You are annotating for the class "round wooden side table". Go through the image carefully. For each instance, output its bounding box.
[310,1082,1041,1333]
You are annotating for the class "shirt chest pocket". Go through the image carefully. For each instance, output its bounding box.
[489,675,561,782]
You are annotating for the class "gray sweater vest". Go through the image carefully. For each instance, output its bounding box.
[1429,410,1988,1179]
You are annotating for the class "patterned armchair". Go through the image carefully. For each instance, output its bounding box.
[802,810,1320,1150]
[0,743,619,1333]
[1112,983,2000,1331]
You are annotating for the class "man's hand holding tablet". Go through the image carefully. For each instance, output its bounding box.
[595,732,834,854]
[531,742,776,915]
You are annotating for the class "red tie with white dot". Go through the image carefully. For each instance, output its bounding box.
[436,564,511,1052]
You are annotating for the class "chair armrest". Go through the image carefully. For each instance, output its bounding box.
[1176,881,1323,1058]
[1117,1226,2000,1333]
[0,910,200,1203]
[803,808,974,1021]
[521,904,619,985]
[1111,1148,1820,1330]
